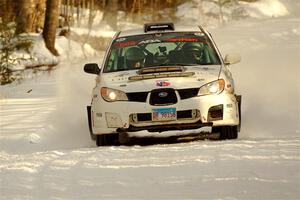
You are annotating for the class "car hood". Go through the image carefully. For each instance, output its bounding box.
[99,65,221,92]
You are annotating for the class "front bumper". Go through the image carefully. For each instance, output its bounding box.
[90,92,239,136]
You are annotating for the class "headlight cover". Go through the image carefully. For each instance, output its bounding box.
[198,79,225,96]
[101,87,128,102]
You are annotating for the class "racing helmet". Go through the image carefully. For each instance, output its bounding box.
[182,42,204,63]
[125,47,145,69]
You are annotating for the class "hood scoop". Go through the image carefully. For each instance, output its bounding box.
[139,66,184,74]
[129,66,193,81]
[128,71,195,81]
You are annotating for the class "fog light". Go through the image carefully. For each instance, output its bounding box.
[208,104,223,121]
[132,114,138,122]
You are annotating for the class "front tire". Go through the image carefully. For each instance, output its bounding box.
[235,95,242,132]
[87,106,96,140]
[213,126,238,140]
[96,134,119,146]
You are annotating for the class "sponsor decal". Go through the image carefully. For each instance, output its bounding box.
[156,80,171,87]
[116,38,126,42]
[166,38,198,42]
[96,112,102,117]
[139,39,161,44]
[115,72,130,77]
[226,103,233,108]
[114,41,137,47]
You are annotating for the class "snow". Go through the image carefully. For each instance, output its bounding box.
[55,36,98,59]
[244,0,289,18]
[70,26,116,38]
[1,0,300,199]
[176,0,291,28]
[1,139,299,199]
[10,33,98,71]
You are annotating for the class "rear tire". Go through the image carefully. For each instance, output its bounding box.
[213,126,238,140]
[96,134,119,146]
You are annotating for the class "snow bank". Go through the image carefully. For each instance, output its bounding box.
[176,0,290,27]
[55,36,98,60]
[70,26,116,38]
[9,33,98,72]
[244,0,289,18]
[11,34,58,71]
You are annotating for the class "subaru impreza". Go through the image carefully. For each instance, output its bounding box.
[84,23,242,146]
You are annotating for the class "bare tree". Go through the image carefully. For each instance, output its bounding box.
[102,0,118,30]
[43,0,61,56]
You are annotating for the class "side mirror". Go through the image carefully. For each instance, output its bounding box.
[224,53,241,65]
[84,63,100,75]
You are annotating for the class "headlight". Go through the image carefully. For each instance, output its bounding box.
[101,87,128,102]
[198,79,225,96]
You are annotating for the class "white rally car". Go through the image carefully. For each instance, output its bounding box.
[84,23,242,146]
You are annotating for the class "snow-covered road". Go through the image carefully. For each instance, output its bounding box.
[1,8,300,200]
[1,139,299,200]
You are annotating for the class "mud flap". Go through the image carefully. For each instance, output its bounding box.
[87,106,96,140]
[235,95,242,132]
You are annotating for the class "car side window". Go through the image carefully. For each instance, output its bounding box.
[105,49,118,72]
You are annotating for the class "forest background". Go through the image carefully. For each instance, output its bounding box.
[0,0,263,84]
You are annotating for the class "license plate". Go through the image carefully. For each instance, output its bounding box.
[152,108,177,122]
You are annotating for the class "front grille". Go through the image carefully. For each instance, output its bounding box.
[131,109,200,122]
[177,88,199,100]
[150,88,177,106]
[126,87,200,102]
[126,92,148,102]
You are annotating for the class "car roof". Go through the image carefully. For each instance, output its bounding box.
[118,24,204,38]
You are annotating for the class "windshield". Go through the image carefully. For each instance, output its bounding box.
[103,32,221,73]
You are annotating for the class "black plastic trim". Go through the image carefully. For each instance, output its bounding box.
[118,121,213,133]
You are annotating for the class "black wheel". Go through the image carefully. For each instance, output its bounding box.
[213,126,238,140]
[235,95,242,132]
[96,133,119,146]
[87,106,96,140]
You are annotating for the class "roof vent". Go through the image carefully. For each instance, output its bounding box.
[144,22,175,33]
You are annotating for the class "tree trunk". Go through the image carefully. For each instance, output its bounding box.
[16,0,35,34]
[43,0,61,56]
[15,0,46,34]
[33,0,46,32]
[0,0,18,23]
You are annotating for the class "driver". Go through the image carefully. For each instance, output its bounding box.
[125,47,145,69]
[182,43,204,64]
